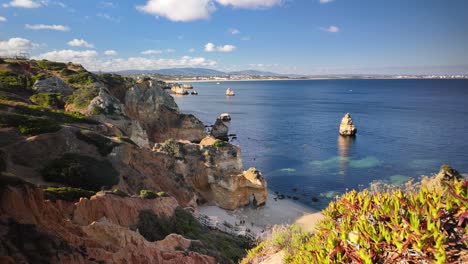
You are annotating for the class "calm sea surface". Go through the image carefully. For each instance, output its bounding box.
[173,79,468,209]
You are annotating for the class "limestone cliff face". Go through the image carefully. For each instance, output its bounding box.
[155,136,268,210]
[0,184,216,264]
[32,76,74,96]
[125,80,206,144]
[339,113,357,136]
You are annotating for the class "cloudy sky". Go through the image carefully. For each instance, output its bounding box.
[0,0,467,74]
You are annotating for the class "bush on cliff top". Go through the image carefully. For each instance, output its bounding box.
[75,130,118,156]
[29,93,64,109]
[137,208,252,264]
[244,174,467,264]
[43,187,95,202]
[41,153,119,191]
[66,87,98,109]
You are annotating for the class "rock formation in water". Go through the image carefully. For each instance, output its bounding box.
[339,113,357,136]
[226,88,235,96]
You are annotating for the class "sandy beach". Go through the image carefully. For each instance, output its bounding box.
[196,192,324,238]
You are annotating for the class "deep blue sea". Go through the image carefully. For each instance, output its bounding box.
[173,79,468,209]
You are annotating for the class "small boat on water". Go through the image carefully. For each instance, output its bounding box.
[191,90,198,95]
[226,88,235,96]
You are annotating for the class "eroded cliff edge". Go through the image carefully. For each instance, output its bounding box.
[0,59,267,263]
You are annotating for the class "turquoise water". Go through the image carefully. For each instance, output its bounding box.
[173,79,468,209]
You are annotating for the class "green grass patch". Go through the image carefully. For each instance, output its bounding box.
[75,130,118,156]
[66,87,98,109]
[111,188,129,197]
[139,189,158,199]
[43,187,95,202]
[29,93,64,109]
[0,70,34,90]
[67,72,96,85]
[36,60,67,71]
[137,208,253,263]
[41,153,119,191]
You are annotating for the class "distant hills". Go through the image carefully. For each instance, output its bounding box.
[114,67,285,76]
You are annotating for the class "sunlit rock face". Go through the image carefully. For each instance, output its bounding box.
[33,76,74,96]
[339,113,357,136]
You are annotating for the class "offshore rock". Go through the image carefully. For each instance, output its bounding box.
[210,119,229,141]
[32,76,74,96]
[339,113,357,136]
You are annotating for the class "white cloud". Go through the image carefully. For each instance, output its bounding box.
[136,0,215,22]
[25,24,70,31]
[319,0,333,4]
[228,28,240,35]
[0,16,7,22]
[188,48,196,52]
[204,42,236,52]
[67,38,95,48]
[32,50,217,72]
[0,37,39,56]
[2,0,43,8]
[141,49,163,55]
[32,49,98,62]
[320,25,339,33]
[166,48,175,53]
[104,50,117,56]
[215,0,282,9]
[249,63,278,67]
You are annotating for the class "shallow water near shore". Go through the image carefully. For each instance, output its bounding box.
[174,79,468,210]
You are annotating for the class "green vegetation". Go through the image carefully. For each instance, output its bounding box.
[0,70,34,90]
[29,93,64,109]
[139,189,159,199]
[59,68,77,76]
[0,100,97,136]
[213,140,227,148]
[43,187,95,202]
[30,73,50,84]
[159,139,185,160]
[67,72,96,85]
[137,208,253,263]
[75,130,118,156]
[66,87,98,109]
[41,153,119,191]
[244,175,467,264]
[36,60,67,71]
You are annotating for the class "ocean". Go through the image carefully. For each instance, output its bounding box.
[173,79,468,209]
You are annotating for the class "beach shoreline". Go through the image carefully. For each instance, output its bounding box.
[196,192,323,239]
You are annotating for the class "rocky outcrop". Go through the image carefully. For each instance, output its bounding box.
[339,113,357,136]
[226,88,235,96]
[125,80,206,143]
[171,85,188,95]
[0,183,216,264]
[32,76,74,96]
[73,192,178,226]
[211,119,229,141]
[155,137,268,209]
[88,83,124,116]
[422,164,463,192]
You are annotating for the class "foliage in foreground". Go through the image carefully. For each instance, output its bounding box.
[244,175,467,264]
[137,208,252,264]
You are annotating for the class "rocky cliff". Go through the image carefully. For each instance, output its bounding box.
[0,59,266,263]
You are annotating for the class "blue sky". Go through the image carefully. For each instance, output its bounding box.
[0,0,467,74]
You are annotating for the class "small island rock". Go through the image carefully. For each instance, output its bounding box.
[339,113,357,136]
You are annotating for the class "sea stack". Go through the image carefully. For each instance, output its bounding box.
[226,88,235,96]
[339,113,357,136]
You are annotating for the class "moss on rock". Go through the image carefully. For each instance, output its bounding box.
[43,187,95,202]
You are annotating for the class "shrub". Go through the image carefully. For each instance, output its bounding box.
[29,93,65,109]
[67,72,95,85]
[140,189,158,199]
[75,130,118,156]
[0,71,33,90]
[41,153,119,191]
[59,68,77,76]
[213,140,227,148]
[36,60,67,71]
[0,113,61,135]
[160,139,185,160]
[66,87,98,109]
[43,187,95,202]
